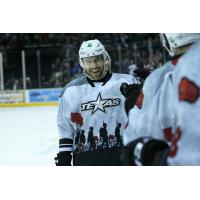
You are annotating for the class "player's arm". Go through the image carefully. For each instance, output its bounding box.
[121,137,169,166]
[55,95,75,166]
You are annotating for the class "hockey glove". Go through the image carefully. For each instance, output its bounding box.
[123,137,169,166]
[134,68,152,83]
[120,82,142,115]
[55,151,72,166]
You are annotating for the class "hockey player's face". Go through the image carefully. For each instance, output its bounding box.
[83,55,104,80]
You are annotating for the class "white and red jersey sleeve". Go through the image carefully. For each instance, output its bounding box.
[123,61,175,145]
[167,42,200,165]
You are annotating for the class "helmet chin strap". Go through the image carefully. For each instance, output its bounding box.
[166,44,192,57]
[173,44,192,56]
[165,47,175,57]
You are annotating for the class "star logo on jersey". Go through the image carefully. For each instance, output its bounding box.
[92,93,107,113]
[81,93,120,114]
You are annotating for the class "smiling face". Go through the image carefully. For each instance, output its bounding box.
[82,55,105,80]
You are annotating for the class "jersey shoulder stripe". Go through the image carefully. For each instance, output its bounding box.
[60,75,88,97]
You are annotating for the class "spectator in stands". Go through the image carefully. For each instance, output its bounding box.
[69,61,82,78]
[0,33,166,89]
[26,77,32,89]
[13,79,21,90]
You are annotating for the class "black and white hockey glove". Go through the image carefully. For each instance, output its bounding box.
[122,137,169,166]
[55,151,72,166]
[120,82,142,115]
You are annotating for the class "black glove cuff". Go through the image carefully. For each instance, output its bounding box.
[55,151,72,166]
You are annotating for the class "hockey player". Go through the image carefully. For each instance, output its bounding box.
[122,33,200,165]
[55,39,139,166]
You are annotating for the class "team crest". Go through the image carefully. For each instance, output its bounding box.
[81,92,120,114]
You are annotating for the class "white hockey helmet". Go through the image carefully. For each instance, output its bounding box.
[79,39,111,80]
[160,33,200,56]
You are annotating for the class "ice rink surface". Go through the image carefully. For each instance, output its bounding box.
[0,106,58,165]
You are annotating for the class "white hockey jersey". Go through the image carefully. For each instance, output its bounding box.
[124,42,200,165]
[57,73,138,154]
[123,60,176,145]
[168,41,200,165]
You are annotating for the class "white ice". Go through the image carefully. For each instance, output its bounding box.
[0,106,59,165]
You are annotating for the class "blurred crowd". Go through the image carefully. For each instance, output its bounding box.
[0,33,166,90]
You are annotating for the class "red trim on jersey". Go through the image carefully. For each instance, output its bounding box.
[163,127,173,141]
[125,120,129,129]
[163,127,182,157]
[136,91,144,109]
[168,127,182,157]
[171,56,180,66]
[179,77,199,103]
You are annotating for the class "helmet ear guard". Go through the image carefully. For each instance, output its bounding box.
[102,51,111,73]
[79,56,84,68]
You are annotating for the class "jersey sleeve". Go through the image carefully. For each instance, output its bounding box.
[167,42,200,165]
[57,94,75,152]
[123,64,172,145]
